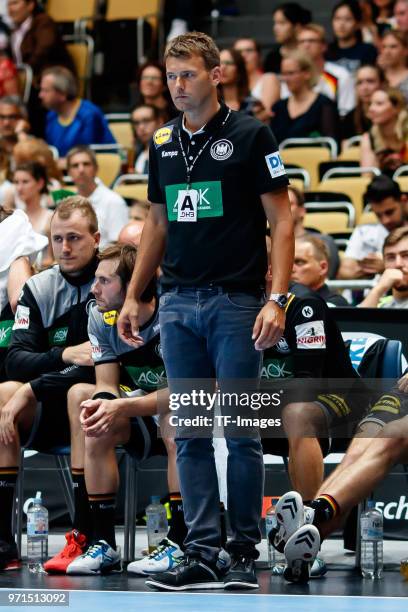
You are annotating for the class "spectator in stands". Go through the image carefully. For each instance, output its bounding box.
[264,2,312,73]
[135,61,176,122]
[232,38,280,113]
[339,174,407,278]
[118,220,145,247]
[40,67,116,159]
[359,0,380,45]
[131,103,162,175]
[291,235,348,306]
[327,1,378,74]
[8,0,76,135]
[361,86,408,173]
[0,95,30,155]
[129,200,150,221]
[359,225,408,306]
[0,21,17,97]
[0,206,47,381]
[378,30,408,103]
[219,48,265,119]
[341,64,385,141]
[67,146,129,248]
[13,161,52,265]
[394,0,408,31]
[372,0,397,32]
[8,0,74,77]
[3,137,63,209]
[270,50,339,144]
[294,23,356,117]
[289,185,340,278]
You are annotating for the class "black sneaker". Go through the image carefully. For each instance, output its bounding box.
[0,540,21,571]
[223,555,258,590]
[145,556,224,591]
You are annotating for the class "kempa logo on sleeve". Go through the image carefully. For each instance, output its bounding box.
[165,181,223,221]
[265,151,286,179]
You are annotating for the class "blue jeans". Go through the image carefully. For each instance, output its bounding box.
[159,287,265,563]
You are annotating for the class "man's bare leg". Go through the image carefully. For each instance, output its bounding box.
[283,402,327,500]
[314,418,408,538]
[320,422,382,492]
[0,383,36,566]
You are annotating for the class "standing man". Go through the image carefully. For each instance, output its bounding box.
[118,32,293,591]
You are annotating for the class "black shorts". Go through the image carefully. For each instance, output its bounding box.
[262,383,367,457]
[359,387,408,429]
[262,436,331,457]
[20,397,70,452]
[316,388,367,438]
[123,415,166,460]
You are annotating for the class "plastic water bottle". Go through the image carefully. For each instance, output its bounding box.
[266,499,286,573]
[360,501,383,579]
[24,491,48,573]
[146,496,168,553]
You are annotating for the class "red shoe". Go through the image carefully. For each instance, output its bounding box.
[44,530,87,574]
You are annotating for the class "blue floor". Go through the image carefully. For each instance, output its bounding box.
[1,589,408,612]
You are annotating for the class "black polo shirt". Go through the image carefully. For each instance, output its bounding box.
[148,103,289,290]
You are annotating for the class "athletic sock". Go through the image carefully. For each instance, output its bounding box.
[310,494,340,526]
[88,493,117,549]
[71,468,91,541]
[0,467,19,543]
[167,492,187,549]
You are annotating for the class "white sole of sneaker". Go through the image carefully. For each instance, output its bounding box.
[273,491,305,552]
[145,579,224,591]
[284,524,321,583]
[224,581,259,590]
[67,564,123,576]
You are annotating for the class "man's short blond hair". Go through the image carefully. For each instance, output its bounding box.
[164,31,220,71]
[52,196,98,234]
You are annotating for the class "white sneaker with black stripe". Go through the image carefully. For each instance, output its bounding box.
[127,538,183,575]
[66,540,122,575]
[283,524,321,583]
[270,491,314,553]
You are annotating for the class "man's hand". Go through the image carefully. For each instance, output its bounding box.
[80,398,122,437]
[0,403,18,445]
[62,341,93,366]
[0,384,34,445]
[252,302,285,351]
[117,297,144,347]
[359,252,384,276]
[376,268,404,293]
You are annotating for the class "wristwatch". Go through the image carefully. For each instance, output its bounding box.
[269,293,289,309]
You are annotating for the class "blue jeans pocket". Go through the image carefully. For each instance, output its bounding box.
[225,292,265,310]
